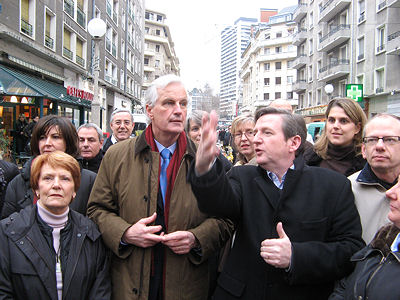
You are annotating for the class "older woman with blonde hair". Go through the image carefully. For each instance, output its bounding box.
[0,151,110,300]
[304,98,367,176]
[231,114,256,166]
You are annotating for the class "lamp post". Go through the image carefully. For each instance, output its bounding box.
[324,84,334,101]
[88,18,106,127]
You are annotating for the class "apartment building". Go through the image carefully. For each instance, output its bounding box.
[220,17,258,120]
[142,9,180,95]
[0,0,144,136]
[293,0,400,121]
[240,6,298,114]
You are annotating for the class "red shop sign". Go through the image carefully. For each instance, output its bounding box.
[67,86,94,101]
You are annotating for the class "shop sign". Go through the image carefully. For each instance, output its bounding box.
[297,104,328,116]
[67,86,94,101]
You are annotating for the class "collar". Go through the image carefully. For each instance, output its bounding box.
[111,134,118,144]
[356,163,397,190]
[391,232,400,252]
[267,164,295,190]
[155,139,177,155]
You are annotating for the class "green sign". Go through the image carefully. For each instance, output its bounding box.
[346,84,363,102]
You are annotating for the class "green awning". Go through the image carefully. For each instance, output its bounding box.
[0,65,91,108]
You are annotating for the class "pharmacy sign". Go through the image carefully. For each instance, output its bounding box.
[346,84,363,102]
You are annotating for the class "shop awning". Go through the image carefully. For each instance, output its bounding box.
[0,65,91,108]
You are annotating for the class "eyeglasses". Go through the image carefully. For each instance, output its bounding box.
[363,136,400,146]
[234,130,255,140]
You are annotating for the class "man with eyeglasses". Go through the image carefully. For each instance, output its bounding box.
[103,109,135,153]
[349,113,400,243]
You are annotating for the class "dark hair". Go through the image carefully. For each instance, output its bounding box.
[255,107,306,153]
[30,115,79,157]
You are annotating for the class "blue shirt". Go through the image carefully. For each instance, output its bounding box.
[267,165,295,190]
[391,232,400,252]
[155,139,176,159]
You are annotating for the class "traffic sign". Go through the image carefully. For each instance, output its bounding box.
[346,84,363,102]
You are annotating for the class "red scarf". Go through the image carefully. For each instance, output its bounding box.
[144,124,187,229]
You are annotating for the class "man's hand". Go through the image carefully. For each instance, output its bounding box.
[162,231,198,255]
[260,222,292,268]
[122,212,164,248]
[195,110,220,175]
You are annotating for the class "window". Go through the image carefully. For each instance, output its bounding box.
[157,14,163,21]
[317,89,322,104]
[264,63,270,71]
[265,33,270,40]
[375,68,384,93]
[275,46,282,53]
[357,74,364,85]
[264,78,270,86]
[155,44,160,52]
[144,57,149,65]
[155,60,160,67]
[275,62,282,70]
[275,77,281,85]
[64,0,75,19]
[308,91,312,106]
[376,26,385,53]
[309,38,313,55]
[357,37,365,61]
[21,0,34,37]
[121,40,125,59]
[309,12,313,28]
[145,27,149,34]
[77,0,86,28]
[276,31,282,38]
[287,92,293,99]
[358,0,365,23]
[156,29,161,36]
[76,38,85,67]
[120,69,125,89]
[264,48,270,55]
[44,9,55,50]
[264,93,269,100]
[63,28,73,60]
[275,92,281,99]
[308,65,313,82]
[287,76,293,84]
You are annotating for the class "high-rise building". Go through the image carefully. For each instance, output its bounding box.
[292,0,400,121]
[219,17,258,120]
[142,9,180,96]
[240,6,298,113]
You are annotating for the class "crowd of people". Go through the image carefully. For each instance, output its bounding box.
[0,74,399,300]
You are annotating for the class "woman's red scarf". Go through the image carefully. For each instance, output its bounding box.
[144,124,187,228]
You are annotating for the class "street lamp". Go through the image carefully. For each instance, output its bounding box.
[88,18,106,127]
[324,84,334,101]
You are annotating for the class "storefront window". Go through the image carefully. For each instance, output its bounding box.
[65,107,73,122]
[73,109,79,128]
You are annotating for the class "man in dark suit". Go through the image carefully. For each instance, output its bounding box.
[189,107,365,300]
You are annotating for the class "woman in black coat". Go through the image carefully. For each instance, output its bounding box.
[1,115,96,219]
[0,160,19,213]
[14,114,28,155]
[0,151,110,299]
[329,178,400,300]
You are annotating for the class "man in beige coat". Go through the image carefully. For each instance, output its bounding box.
[349,113,400,243]
[87,74,232,300]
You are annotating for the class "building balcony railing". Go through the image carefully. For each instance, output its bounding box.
[293,79,307,93]
[377,44,385,53]
[319,0,351,23]
[292,54,308,69]
[112,44,117,57]
[319,59,350,81]
[388,0,400,7]
[112,78,117,86]
[63,47,73,60]
[106,37,111,52]
[293,3,308,22]
[376,87,384,93]
[21,19,33,37]
[77,6,86,28]
[256,51,297,62]
[358,11,365,23]
[387,30,400,55]
[318,24,350,52]
[45,35,54,49]
[64,0,74,18]
[357,53,364,61]
[106,1,112,17]
[105,74,112,83]
[293,28,307,46]
[378,0,387,10]
[76,55,85,67]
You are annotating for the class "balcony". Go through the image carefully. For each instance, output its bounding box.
[258,36,292,48]
[45,35,54,49]
[377,0,387,10]
[318,24,350,52]
[21,19,33,37]
[293,28,307,46]
[376,44,385,53]
[319,0,351,23]
[387,31,400,55]
[293,79,307,93]
[319,59,350,81]
[63,47,73,60]
[357,53,365,61]
[76,55,85,67]
[292,54,308,69]
[358,11,365,23]
[376,87,384,94]
[64,0,74,18]
[256,51,297,62]
[105,74,112,83]
[293,3,308,22]
[77,6,86,28]
[388,0,400,7]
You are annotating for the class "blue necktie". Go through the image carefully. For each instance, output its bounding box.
[160,148,171,206]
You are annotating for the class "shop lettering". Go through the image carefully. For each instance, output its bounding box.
[67,86,94,101]
[297,105,327,116]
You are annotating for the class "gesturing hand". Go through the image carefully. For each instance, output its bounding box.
[260,222,292,269]
[195,110,220,175]
[162,231,197,255]
[122,212,164,248]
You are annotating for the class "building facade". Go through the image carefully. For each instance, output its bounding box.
[142,9,180,96]
[219,17,258,120]
[0,0,145,139]
[240,7,298,114]
[292,0,400,121]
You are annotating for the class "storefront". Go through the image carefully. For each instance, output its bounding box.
[0,64,92,154]
[296,104,328,123]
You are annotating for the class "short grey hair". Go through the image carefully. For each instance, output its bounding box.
[144,75,189,121]
[77,123,104,141]
[110,109,134,124]
[186,110,206,133]
[363,113,400,138]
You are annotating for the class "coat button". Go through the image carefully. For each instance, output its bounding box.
[10,231,15,235]
[132,288,138,294]
[19,241,24,245]
[77,233,82,237]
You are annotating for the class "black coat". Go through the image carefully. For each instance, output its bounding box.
[1,157,96,219]
[189,156,365,300]
[102,136,114,153]
[0,205,111,300]
[0,160,19,213]
[329,224,400,300]
[80,151,104,173]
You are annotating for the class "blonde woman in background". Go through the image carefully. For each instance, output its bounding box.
[231,115,256,166]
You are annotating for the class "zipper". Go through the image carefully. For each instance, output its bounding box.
[365,251,386,289]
